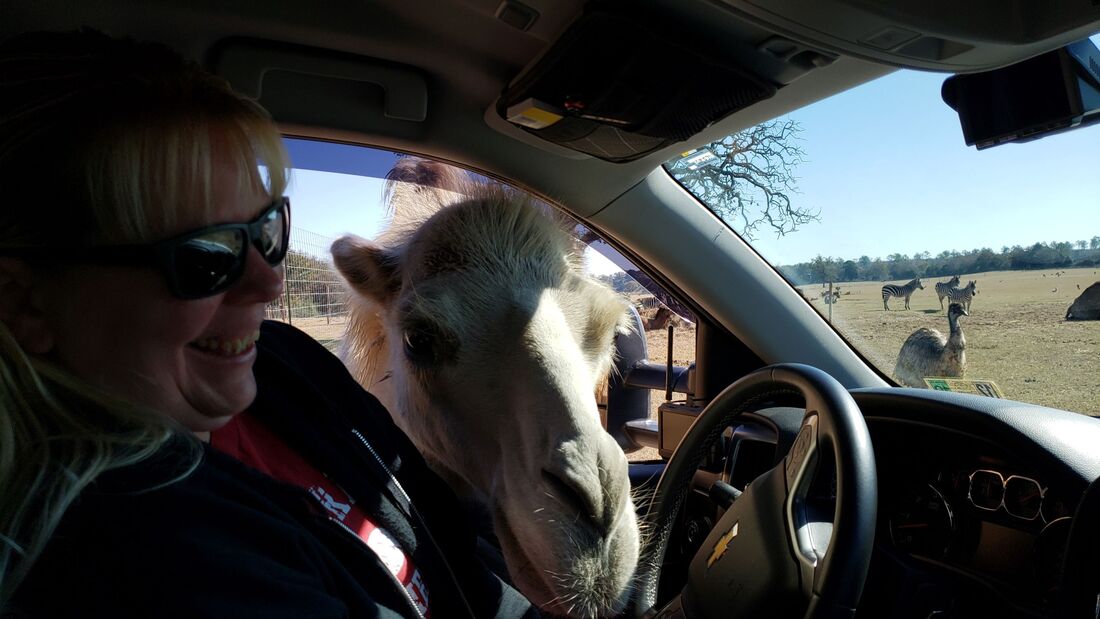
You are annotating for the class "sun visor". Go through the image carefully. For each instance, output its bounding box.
[497,6,778,163]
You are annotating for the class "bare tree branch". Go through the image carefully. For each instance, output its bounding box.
[666,119,817,240]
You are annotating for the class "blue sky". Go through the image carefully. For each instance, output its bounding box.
[746,36,1100,266]
[282,36,1099,270]
[279,140,397,250]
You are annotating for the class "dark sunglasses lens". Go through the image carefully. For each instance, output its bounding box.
[259,203,288,264]
[173,229,247,296]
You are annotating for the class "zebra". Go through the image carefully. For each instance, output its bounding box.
[882,277,924,310]
[934,275,961,309]
[946,280,978,312]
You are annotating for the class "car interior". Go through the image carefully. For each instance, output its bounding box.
[4,1,1100,618]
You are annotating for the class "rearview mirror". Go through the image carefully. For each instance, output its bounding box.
[942,37,1100,150]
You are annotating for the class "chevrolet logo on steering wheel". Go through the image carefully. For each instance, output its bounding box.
[706,521,739,568]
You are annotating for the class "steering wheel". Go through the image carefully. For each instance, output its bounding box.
[634,364,877,618]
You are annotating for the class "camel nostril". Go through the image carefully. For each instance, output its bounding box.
[541,469,606,536]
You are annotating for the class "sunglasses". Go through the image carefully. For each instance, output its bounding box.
[1,197,290,299]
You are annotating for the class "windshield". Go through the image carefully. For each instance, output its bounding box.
[666,40,1100,416]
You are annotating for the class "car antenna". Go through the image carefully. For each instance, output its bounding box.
[665,323,674,402]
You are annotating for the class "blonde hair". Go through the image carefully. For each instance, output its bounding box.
[0,30,289,604]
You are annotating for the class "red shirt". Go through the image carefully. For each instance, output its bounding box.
[211,411,430,616]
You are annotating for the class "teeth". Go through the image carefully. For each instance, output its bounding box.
[192,330,261,356]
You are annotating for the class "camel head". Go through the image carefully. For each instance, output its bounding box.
[332,175,640,617]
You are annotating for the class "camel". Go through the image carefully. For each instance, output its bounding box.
[1067,281,1100,320]
[331,157,639,618]
[643,306,675,330]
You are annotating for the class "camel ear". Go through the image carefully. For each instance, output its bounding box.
[331,235,401,304]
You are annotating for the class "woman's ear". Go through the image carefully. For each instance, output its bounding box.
[0,258,55,354]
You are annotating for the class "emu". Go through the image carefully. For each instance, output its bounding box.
[882,277,924,310]
[946,280,978,312]
[934,275,961,309]
[894,303,968,388]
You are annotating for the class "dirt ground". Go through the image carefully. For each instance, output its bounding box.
[283,315,348,352]
[800,267,1100,416]
[643,324,696,368]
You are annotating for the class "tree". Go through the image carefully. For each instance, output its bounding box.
[840,260,860,282]
[666,119,816,240]
[1091,236,1100,250]
[1076,239,1088,250]
[596,271,644,295]
[807,255,839,284]
[867,259,890,281]
[973,248,1006,273]
[886,253,915,279]
[1052,241,1074,263]
[280,249,347,319]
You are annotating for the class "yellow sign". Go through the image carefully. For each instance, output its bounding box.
[923,378,1005,398]
[505,98,563,130]
[706,522,739,568]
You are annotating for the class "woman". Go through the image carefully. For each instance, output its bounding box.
[0,30,534,618]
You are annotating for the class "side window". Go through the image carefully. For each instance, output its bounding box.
[263,140,397,347]
[579,230,696,371]
[574,225,697,461]
[269,229,349,352]
[272,138,695,459]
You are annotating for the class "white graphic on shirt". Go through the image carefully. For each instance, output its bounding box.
[408,569,429,615]
[309,483,431,616]
[309,486,351,520]
[367,527,432,616]
[367,526,407,575]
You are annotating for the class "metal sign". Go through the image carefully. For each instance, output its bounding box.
[923,378,1005,398]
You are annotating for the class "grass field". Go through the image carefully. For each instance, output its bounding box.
[801,267,1100,416]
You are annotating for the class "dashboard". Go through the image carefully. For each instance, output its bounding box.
[653,388,1100,619]
[865,419,1078,617]
[884,466,1072,596]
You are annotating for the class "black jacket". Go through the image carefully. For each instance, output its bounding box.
[9,321,536,618]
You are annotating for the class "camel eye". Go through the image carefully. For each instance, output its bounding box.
[402,328,436,365]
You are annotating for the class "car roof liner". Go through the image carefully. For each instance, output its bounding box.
[212,40,430,139]
[720,0,1100,72]
[493,1,838,162]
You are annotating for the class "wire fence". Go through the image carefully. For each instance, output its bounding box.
[264,227,349,348]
